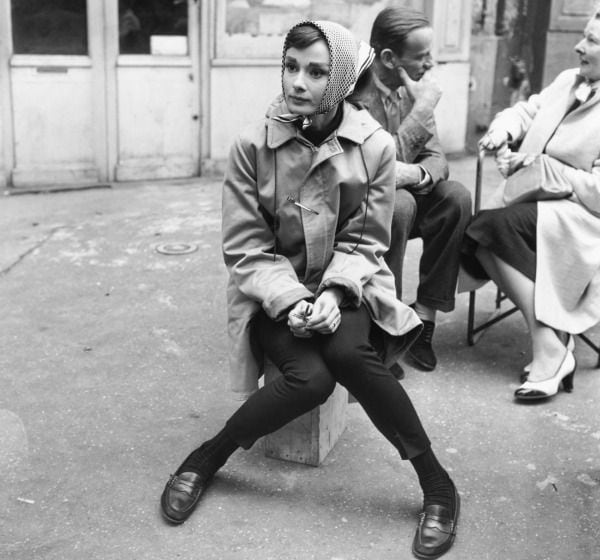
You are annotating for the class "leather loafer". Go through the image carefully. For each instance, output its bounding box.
[160,472,209,524]
[412,484,460,559]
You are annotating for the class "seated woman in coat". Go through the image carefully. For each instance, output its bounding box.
[464,10,600,401]
[160,20,459,560]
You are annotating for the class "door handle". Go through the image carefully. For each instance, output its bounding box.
[37,67,68,73]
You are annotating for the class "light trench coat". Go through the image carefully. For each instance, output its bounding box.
[488,68,600,332]
[222,97,421,397]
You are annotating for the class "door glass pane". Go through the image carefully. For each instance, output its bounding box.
[11,0,88,55]
[119,0,188,55]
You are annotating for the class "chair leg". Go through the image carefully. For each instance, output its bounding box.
[466,151,521,346]
[494,287,503,309]
[466,288,519,346]
[467,291,476,346]
[576,333,600,368]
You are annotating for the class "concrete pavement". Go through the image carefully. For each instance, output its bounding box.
[1,156,599,560]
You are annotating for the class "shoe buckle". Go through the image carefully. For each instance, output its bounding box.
[417,511,456,536]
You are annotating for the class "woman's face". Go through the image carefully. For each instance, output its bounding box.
[283,39,330,115]
[575,17,600,82]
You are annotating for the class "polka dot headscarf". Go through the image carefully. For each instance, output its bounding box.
[282,20,374,115]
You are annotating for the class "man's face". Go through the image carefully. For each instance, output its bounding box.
[395,26,434,82]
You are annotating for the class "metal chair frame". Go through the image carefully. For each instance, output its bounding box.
[466,150,600,367]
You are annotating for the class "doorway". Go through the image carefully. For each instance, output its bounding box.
[5,0,200,188]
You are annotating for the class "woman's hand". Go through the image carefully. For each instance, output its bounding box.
[479,129,509,152]
[287,300,314,338]
[305,288,343,335]
[495,145,536,178]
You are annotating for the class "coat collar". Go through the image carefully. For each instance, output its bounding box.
[571,72,600,104]
[265,97,381,149]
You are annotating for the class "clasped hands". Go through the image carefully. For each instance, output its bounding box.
[287,288,343,338]
[478,129,535,178]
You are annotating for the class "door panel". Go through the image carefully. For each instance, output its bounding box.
[10,58,99,186]
[116,64,197,180]
[7,0,107,188]
[113,0,200,181]
[5,0,200,188]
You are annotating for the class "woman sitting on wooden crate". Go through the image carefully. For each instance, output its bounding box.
[160,19,460,560]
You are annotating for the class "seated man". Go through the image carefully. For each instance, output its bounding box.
[351,7,471,373]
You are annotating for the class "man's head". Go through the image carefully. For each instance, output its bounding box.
[370,7,433,88]
[575,10,600,82]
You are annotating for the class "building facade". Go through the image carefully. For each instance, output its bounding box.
[0,0,471,190]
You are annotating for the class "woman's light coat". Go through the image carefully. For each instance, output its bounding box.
[222,97,421,397]
[488,68,600,332]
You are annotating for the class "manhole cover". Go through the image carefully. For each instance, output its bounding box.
[155,242,198,255]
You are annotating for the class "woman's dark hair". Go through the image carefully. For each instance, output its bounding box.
[370,7,430,56]
[284,24,325,51]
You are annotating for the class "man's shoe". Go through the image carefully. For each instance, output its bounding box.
[390,362,405,380]
[412,484,460,559]
[160,472,210,524]
[407,320,437,371]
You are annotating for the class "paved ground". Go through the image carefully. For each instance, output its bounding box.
[1,156,599,560]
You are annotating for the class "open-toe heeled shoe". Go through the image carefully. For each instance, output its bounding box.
[515,349,576,401]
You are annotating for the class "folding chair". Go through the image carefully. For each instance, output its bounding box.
[466,149,600,367]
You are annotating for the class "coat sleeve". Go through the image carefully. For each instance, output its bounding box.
[542,154,600,215]
[392,108,449,192]
[222,133,313,320]
[317,133,396,307]
[487,71,572,144]
[488,92,542,143]
[348,78,448,192]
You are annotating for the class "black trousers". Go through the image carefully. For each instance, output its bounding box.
[387,180,472,312]
[225,305,431,460]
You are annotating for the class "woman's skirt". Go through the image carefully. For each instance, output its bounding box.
[462,201,537,281]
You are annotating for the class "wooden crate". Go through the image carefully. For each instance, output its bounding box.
[263,360,348,466]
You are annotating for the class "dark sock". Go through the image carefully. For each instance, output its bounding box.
[410,448,455,512]
[175,427,238,480]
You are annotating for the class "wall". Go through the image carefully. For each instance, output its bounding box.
[0,0,11,189]
[209,64,280,163]
[465,0,547,152]
[433,62,470,153]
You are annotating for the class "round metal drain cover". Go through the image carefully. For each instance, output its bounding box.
[155,242,198,255]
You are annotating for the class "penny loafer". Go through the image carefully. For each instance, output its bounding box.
[160,472,209,524]
[412,485,460,559]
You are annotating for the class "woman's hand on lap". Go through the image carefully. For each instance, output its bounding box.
[287,300,314,338]
[305,289,342,334]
